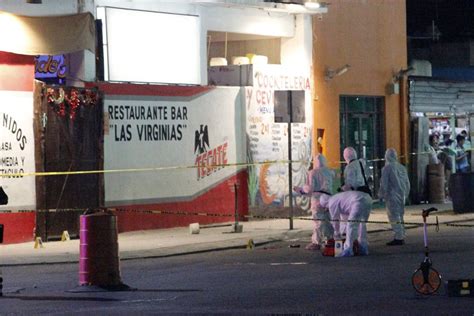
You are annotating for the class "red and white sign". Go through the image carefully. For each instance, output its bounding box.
[0,91,36,211]
[102,85,245,206]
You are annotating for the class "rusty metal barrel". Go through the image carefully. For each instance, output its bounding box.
[79,211,122,287]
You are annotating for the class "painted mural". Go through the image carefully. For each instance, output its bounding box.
[245,65,313,216]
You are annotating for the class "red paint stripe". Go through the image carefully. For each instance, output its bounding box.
[0,52,34,91]
[115,170,249,233]
[0,213,35,244]
[0,52,34,65]
[87,82,214,97]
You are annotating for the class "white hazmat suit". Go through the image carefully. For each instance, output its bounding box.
[339,147,369,237]
[342,147,366,192]
[378,148,410,243]
[320,190,372,257]
[295,154,335,249]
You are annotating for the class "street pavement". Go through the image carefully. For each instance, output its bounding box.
[0,202,473,266]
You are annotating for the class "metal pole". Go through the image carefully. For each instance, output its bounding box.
[288,92,293,230]
[234,183,239,231]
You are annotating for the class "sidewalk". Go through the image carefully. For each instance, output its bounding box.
[1,202,473,266]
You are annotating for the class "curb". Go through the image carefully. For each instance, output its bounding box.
[1,215,473,267]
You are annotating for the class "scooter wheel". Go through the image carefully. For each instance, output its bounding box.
[411,267,442,295]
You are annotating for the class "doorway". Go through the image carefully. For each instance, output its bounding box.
[340,96,385,195]
[35,85,103,241]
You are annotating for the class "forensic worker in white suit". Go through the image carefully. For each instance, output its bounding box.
[378,148,411,246]
[294,154,335,250]
[341,147,366,192]
[320,190,372,257]
[338,147,370,237]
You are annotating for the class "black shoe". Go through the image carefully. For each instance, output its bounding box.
[386,239,405,246]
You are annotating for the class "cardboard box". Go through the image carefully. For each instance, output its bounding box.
[208,65,253,86]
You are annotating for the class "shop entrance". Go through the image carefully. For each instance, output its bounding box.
[339,96,385,196]
[35,85,103,241]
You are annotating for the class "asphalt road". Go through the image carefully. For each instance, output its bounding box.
[0,225,473,315]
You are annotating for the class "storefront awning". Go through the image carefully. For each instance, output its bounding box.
[0,11,95,55]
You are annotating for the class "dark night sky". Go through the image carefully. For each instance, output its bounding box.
[407,0,474,41]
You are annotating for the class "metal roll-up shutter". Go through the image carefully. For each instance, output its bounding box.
[409,77,474,114]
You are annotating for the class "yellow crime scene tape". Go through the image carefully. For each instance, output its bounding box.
[5,160,283,178]
[2,148,473,228]
[3,147,467,178]
[1,207,473,228]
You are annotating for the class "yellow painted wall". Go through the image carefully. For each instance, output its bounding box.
[312,0,407,168]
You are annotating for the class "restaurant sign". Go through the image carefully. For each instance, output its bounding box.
[35,55,67,79]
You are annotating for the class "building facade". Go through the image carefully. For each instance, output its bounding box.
[0,0,325,243]
[0,0,412,243]
[311,0,408,192]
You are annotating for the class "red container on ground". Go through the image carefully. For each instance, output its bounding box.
[79,212,122,286]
